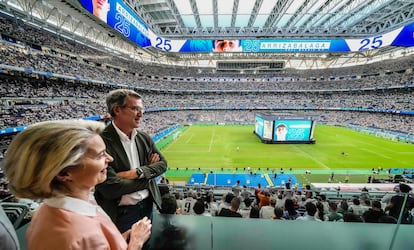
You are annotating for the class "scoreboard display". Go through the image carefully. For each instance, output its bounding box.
[255,113,315,144]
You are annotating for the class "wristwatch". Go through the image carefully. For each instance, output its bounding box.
[136,168,143,178]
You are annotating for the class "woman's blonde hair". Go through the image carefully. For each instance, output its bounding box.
[3,120,105,199]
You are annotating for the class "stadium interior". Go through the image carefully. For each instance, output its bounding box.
[1,0,414,249]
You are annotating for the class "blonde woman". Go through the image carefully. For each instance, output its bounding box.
[3,120,151,250]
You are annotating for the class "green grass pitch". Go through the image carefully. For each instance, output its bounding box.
[160,124,414,183]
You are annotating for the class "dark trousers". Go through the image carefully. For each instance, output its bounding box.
[116,197,154,234]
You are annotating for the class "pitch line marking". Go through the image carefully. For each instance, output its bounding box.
[358,141,395,153]
[293,146,330,170]
[395,160,412,166]
[185,134,194,144]
[162,142,173,152]
[208,129,215,152]
[359,147,392,159]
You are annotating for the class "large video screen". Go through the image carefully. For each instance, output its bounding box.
[273,120,313,141]
[254,116,264,138]
[255,113,315,144]
[79,0,152,48]
[79,0,414,53]
[263,120,273,140]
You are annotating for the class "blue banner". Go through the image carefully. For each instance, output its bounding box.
[241,39,350,52]
[79,0,151,48]
[0,126,27,135]
[78,0,414,53]
[392,22,414,47]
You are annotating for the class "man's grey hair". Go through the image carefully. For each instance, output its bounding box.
[106,89,141,117]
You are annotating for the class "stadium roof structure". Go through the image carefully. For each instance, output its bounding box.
[133,0,414,39]
[1,0,414,68]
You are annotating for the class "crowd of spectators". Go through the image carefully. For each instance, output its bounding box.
[3,13,414,79]
[157,182,414,224]
[1,13,413,149]
[0,16,106,56]
[1,70,412,112]
[1,13,414,77]
[1,14,414,243]
[2,42,414,93]
[1,72,413,135]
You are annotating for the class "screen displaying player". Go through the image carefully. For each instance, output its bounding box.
[275,123,288,141]
[93,0,110,22]
[213,40,242,52]
[273,120,313,141]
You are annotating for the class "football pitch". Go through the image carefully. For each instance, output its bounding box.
[160,124,414,182]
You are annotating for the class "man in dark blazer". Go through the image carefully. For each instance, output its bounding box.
[94,89,167,234]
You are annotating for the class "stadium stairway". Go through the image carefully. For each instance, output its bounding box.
[264,174,274,186]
